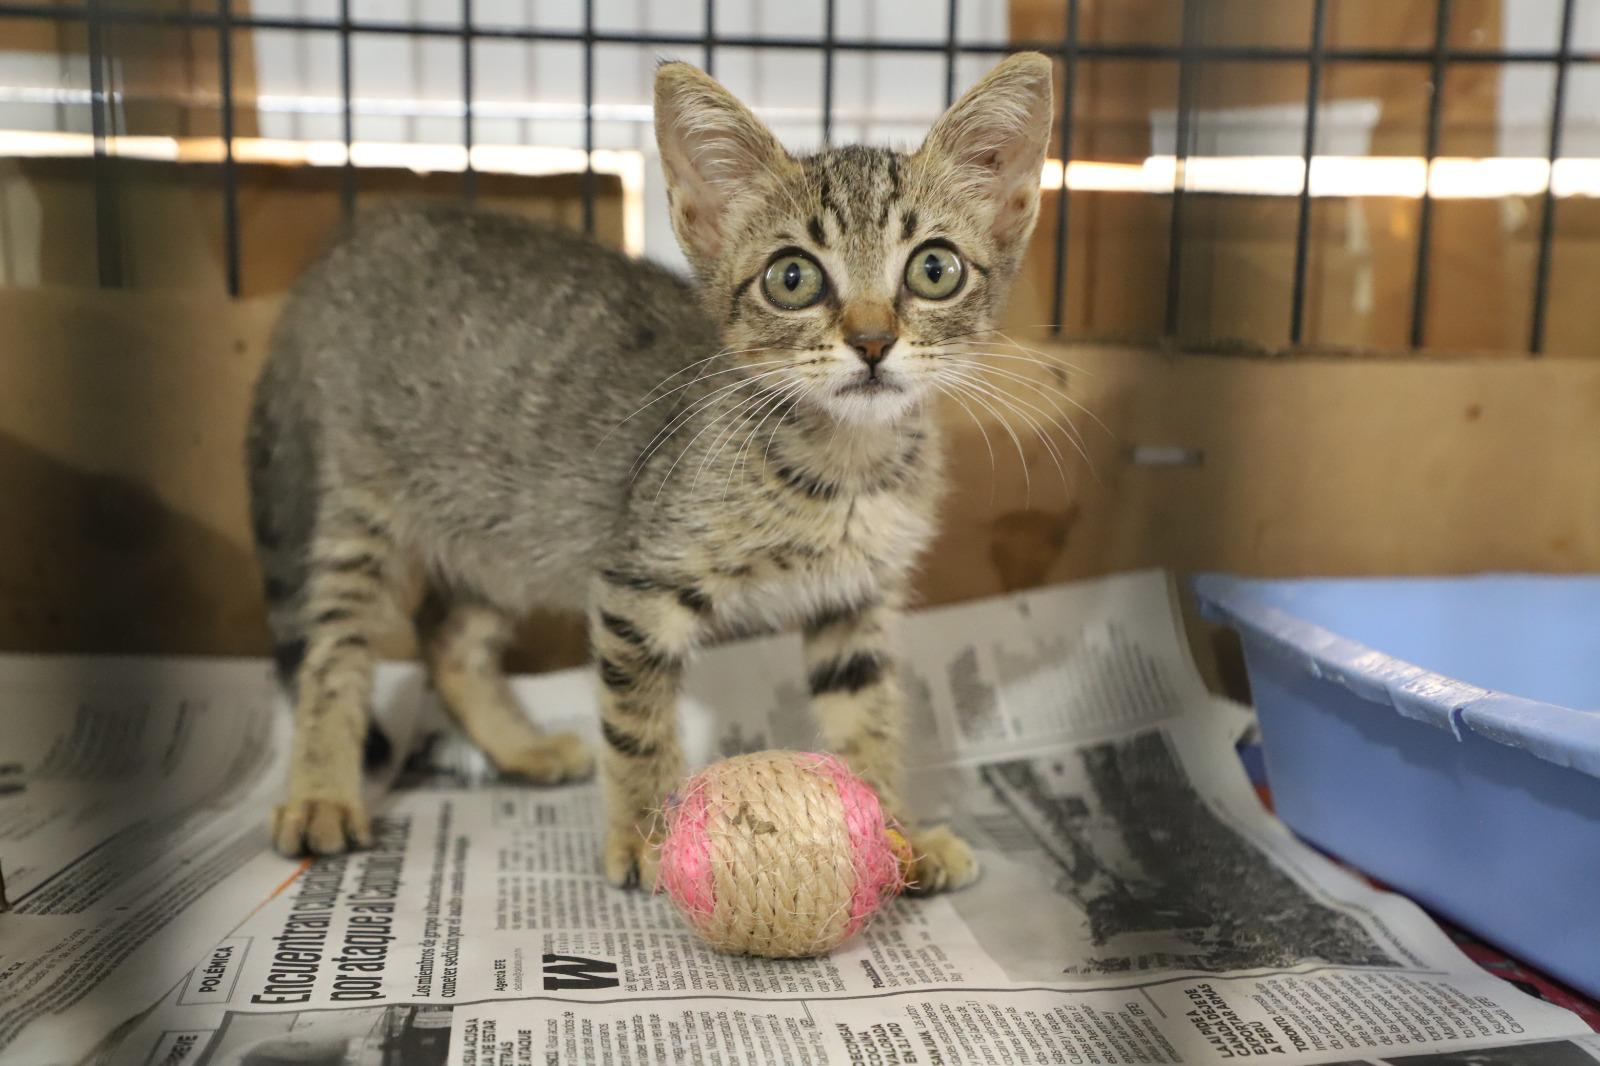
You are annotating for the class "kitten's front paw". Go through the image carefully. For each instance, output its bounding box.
[602,825,661,890]
[492,731,594,785]
[905,824,980,895]
[274,795,373,857]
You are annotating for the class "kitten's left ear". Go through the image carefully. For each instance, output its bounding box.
[918,52,1053,263]
[654,61,795,276]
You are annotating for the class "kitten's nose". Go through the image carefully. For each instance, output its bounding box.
[847,331,897,367]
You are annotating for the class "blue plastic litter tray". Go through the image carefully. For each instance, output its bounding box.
[1192,573,1600,998]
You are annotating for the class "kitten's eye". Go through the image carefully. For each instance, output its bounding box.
[904,244,965,300]
[761,253,827,310]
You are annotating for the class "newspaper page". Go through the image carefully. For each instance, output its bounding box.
[0,657,425,1066]
[3,571,1595,1065]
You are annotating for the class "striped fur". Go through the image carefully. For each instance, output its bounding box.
[248,55,1054,894]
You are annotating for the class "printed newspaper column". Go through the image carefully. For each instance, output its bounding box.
[448,999,832,1066]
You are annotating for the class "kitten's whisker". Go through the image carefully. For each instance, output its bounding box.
[928,341,1091,380]
[629,367,791,483]
[945,357,1096,466]
[649,392,752,500]
[609,356,778,451]
[653,372,795,503]
[977,384,1093,486]
[637,376,783,481]
[939,367,1069,492]
[936,350,1111,437]
[932,324,1061,354]
[694,379,793,505]
[635,346,777,402]
[963,361,1091,453]
[992,328,1081,364]
[935,374,1032,507]
[930,383,997,505]
[655,344,781,383]
[938,346,1076,368]
[725,384,791,486]
[693,385,783,496]
[695,393,770,492]
[753,380,811,478]
[628,346,743,407]
[624,346,787,419]
[750,382,818,505]
[702,386,778,474]
[603,357,792,445]
[640,342,784,392]
[941,363,1073,449]
[949,373,1073,494]
[636,362,793,456]
[916,329,1094,378]
[728,382,807,504]
[993,329,1073,365]
[947,381,1033,510]
[629,378,754,481]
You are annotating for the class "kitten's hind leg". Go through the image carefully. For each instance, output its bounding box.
[416,590,592,784]
[803,603,980,895]
[274,501,395,856]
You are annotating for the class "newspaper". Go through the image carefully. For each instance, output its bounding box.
[2,571,1596,1065]
[0,658,424,1066]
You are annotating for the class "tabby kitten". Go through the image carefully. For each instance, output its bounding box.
[248,53,1054,893]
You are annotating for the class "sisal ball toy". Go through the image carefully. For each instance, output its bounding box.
[655,751,913,958]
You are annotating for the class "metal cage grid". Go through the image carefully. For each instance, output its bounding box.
[0,0,1591,353]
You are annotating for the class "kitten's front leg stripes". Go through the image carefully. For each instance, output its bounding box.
[803,603,980,894]
[415,592,592,784]
[803,603,906,815]
[273,500,392,856]
[590,569,700,887]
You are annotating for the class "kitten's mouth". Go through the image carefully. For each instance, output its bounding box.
[835,372,904,397]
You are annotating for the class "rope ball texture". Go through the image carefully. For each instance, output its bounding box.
[656,751,913,958]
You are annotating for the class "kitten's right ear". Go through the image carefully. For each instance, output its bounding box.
[654,62,793,274]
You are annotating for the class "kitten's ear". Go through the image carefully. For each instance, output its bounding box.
[654,62,793,273]
[918,52,1053,262]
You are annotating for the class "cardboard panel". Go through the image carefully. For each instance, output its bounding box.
[0,157,624,296]
[921,344,1600,604]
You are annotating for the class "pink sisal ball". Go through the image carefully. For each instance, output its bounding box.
[655,751,911,958]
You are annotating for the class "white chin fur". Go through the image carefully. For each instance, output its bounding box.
[814,385,922,426]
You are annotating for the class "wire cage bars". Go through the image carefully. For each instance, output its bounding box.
[0,0,1592,353]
